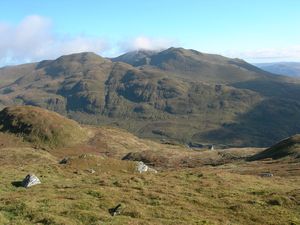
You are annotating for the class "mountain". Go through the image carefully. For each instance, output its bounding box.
[255,62,300,77]
[113,47,276,84]
[1,48,300,147]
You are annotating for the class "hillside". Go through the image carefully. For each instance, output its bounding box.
[0,106,88,148]
[255,62,300,78]
[249,134,300,160]
[0,109,299,225]
[1,48,300,147]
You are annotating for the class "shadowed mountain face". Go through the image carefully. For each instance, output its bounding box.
[249,134,300,160]
[1,48,300,147]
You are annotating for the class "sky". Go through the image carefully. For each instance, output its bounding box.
[0,0,300,66]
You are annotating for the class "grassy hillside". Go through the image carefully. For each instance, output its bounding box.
[0,106,88,148]
[0,121,299,224]
[249,134,300,160]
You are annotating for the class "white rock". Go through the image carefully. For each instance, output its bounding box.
[88,169,95,174]
[260,172,273,177]
[136,161,157,173]
[147,167,158,173]
[22,174,41,188]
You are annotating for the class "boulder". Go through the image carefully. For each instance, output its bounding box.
[59,157,69,164]
[109,204,122,216]
[259,172,273,177]
[22,174,41,188]
[136,161,157,174]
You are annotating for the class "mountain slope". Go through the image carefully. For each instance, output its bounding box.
[0,106,88,148]
[249,134,300,160]
[111,49,157,66]
[113,47,281,84]
[0,117,299,224]
[1,48,300,147]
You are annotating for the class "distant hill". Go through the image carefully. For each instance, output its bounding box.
[255,62,300,78]
[113,47,275,84]
[1,48,300,147]
[249,134,300,160]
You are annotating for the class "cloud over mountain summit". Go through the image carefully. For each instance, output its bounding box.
[0,15,109,65]
[0,15,176,66]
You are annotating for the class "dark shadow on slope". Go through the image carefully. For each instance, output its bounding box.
[195,98,300,147]
[247,134,300,161]
[232,79,300,101]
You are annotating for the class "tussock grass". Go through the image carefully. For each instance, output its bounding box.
[0,110,299,224]
[0,106,88,148]
[0,143,299,224]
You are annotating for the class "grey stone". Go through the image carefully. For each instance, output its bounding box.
[109,204,122,216]
[59,157,69,164]
[260,172,273,177]
[79,154,87,159]
[136,161,157,174]
[22,174,41,188]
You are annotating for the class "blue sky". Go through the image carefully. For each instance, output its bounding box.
[0,0,299,65]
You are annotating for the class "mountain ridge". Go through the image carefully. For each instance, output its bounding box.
[1,47,300,147]
[255,62,300,78]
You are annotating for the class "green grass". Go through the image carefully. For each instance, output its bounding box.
[0,145,299,225]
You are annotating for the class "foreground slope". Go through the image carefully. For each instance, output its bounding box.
[1,48,300,147]
[0,108,299,224]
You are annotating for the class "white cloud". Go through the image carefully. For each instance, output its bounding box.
[0,15,109,65]
[3,15,298,66]
[118,36,178,53]
[223,46,300,63]
[0,16,179,65]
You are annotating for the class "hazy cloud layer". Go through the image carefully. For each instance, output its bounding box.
[118,36,178,52]
[1,15,298,66]
[0,15,110,65]
[224,46,300,63]
[0,15,177,66]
